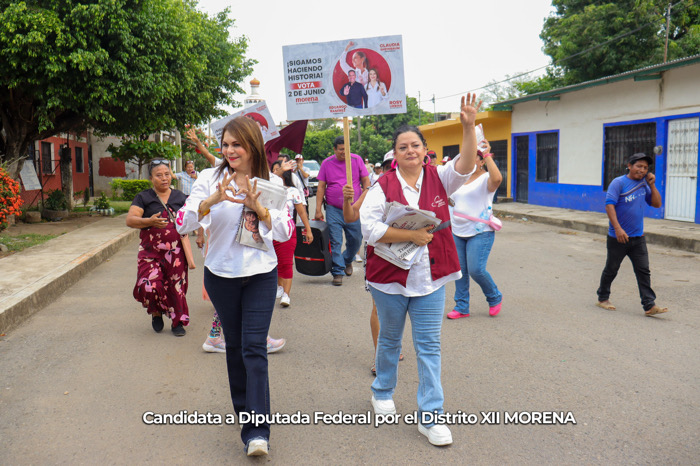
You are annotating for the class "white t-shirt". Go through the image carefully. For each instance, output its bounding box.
[449,173,496,238]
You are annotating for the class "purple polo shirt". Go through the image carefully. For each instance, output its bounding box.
[318,153,368,209]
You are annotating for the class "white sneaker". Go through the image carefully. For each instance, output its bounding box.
[355,254,363,262]
[276,286,283,299]
[280,293,290,307]
[371,395,396,415]
[418,423,452,446]
[202,336,226,353]
[246,438,268,456]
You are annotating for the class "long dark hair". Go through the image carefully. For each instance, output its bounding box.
[215,116,269,180]
[281,169,294,188]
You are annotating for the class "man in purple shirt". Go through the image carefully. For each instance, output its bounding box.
[315,136,370,285]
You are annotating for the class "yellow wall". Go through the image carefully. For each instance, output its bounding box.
[419,111,513,197]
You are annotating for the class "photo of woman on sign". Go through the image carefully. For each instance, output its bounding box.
[333,43,392,110]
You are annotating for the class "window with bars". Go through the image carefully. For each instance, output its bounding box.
[536,132,558,183]
[442,144,460,160]
[75,147,84,173]
[604,123,656,189]
[489,139,508,197]
[41,142,53,174]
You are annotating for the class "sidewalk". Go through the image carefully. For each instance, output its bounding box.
[1,203,697,334]
[493,201,700,254]
[0,215,137,333]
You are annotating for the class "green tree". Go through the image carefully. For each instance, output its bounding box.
[365,96,434,141]
[107,140,180,179]
[0,0,254,183]
[541,0,700,85]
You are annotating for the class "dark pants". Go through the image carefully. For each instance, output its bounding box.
[203,267,277,444]
[597,236,656,311]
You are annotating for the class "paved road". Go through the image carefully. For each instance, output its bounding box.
[1,218,698,464]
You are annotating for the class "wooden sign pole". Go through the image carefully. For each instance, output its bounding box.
[343,117,352,186]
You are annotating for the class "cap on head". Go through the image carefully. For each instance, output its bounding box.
[374,162,381,167]
[295,154,303,159]
[427,150,436,158]
[628,152,653,165]
[382,150,395,163]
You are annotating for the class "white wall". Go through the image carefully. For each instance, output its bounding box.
[510,63,700,186]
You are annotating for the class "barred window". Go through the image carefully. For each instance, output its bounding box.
[536,132,558,183]
[604,123,656,189]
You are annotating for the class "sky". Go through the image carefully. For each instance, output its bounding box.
[197,0,556,124]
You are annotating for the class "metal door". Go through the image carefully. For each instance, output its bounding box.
[665,117,698,222]
[515,135,529,202]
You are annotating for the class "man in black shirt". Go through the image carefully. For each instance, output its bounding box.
[342,70,367,109]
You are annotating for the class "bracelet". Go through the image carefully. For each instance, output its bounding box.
[483,152,494,158]
[198,204,210,216]
[258,207,270,222]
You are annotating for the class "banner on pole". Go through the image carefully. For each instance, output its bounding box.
[283,35,406,120]
[210,101,280,144]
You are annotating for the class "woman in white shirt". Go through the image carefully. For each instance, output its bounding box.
[365,68,388,108]
[176,117,292,457]
[447,139,503,319]
[360,95,480,447]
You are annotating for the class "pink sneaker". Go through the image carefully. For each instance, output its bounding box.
[447,310,470,319]
[489,302,502,317]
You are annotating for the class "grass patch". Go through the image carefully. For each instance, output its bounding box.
[111,201,131,214]
[0,233,60,252]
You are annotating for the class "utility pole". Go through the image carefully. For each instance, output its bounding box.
[418,91,422,125]
[432,94,436,122]
[357,116,362,147]
[664,2,671,63]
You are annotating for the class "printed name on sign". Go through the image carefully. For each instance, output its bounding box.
[380,42,401,52]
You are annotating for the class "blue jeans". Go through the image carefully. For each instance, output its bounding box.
[326,204,362,276]
[453,232,502,314]
[203,267,276,445]
[369,285,445,427]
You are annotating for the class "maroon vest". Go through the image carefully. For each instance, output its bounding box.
[366,166,460,287]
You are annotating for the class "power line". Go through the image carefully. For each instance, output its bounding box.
[432,0,692,103]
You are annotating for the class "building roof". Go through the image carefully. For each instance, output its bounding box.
[493,54,700,110]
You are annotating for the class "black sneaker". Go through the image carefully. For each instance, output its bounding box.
[171,323,186,336]
[152,315,164,333]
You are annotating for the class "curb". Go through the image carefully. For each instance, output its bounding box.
[493,208,700,253]
[0,228,138,334]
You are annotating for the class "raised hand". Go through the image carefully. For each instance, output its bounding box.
[460,93,482,127]
[186,128,200,144]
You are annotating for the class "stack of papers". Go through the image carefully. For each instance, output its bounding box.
[373,202,441,270]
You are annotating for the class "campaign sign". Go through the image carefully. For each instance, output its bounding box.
[283,35,406,120]
[210,101,280,145]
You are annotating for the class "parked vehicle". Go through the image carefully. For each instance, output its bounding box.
[303,160,320,196]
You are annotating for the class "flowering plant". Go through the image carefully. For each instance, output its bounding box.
[0,167,23,229]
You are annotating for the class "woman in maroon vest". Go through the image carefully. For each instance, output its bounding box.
[360,94,481,446]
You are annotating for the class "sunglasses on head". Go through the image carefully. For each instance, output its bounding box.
[185,160,193,164]
[150,159,170,167]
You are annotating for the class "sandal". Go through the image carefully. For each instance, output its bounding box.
[371,362,376,376]
[596,301,616,311]
[399,353,404,361]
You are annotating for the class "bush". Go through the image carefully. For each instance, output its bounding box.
[94,192,111,210]
[109,179,151,201]
[0,167,23,230]
[120,180,152,201]
[44,189,68,211]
